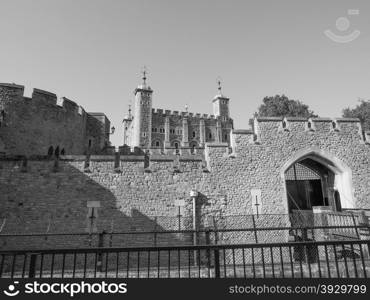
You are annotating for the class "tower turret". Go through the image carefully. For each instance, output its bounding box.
[212,79,230,119]
[122,105,133,146]
[132,69,153,149]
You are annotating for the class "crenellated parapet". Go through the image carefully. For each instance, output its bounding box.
[0,84,87,118]
[151,108,219,120]
[0,83,109,156]
[222,117,369,157]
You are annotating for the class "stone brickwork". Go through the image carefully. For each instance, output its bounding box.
[0,83,110,156]
[123,79,234,151]
[0,116,370,250]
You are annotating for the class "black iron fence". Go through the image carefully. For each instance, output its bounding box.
[1,225,369,250]
[0,239,369,278]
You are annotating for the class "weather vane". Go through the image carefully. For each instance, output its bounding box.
[216,76,222,95]
[142,66,148,85]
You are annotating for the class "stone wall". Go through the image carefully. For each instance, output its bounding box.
[0,117,369,250]
[150,108,234,147]
[0,83,109,156]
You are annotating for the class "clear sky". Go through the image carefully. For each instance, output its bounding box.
[0,0,369,146]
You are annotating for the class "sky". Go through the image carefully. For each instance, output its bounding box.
[0,0,369,146]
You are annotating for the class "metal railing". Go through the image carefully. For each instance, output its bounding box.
[1,225,369,250]
[1,239,369,278]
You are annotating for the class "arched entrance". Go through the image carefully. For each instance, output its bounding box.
[281,149,355,214]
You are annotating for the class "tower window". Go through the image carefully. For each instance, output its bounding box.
[88,139,92,148]
[55,146,60,157]
[0,110,5,127]
[155,141,160,147]
[224,134,228,141]
[209,133,212,139]
[142,132,147,137]
[191,145,196,154]
[192,131,196,138]
[47,146,54,156]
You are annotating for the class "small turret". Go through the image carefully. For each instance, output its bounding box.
[212,79,230,118]
[132,67,153,148]
[122,105,133,145]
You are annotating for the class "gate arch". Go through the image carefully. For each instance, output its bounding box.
[280,148,355,213]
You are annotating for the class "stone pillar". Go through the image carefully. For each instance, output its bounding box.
[182,117,189,147]
[312,206,333,240]
[216,120,221,143]
[312,206,333,262]
[164,116,171,148]
[199,118,205,146]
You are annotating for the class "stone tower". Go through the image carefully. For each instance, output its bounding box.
[212,80,230,118]
[132,70,153,148]
[122,105,133,145]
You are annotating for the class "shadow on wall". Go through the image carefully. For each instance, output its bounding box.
[0,158,187,250]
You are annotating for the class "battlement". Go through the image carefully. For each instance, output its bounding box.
[229,117,367,151]
[0,83,110,156]
[0,83,88,117]
[252,117,363,133]
[151,107,219,120]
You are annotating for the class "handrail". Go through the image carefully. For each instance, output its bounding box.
[1,238,370,255]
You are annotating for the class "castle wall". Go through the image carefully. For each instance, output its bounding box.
[150,109,233,147]
[0,117,369,250]
[0,83,109,156]
[86,113,111,153]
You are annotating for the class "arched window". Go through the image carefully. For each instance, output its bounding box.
[0,110,5,127]
[155,141,160,147]
[224,134,228,141]
[88,139,92,148]
[190,141,197,154]
[282,121,287,129]
[209,132,212,139]
[47,146,54,156]
[174,142,179,155]
[55,146,60,158]
[192,131,196,138]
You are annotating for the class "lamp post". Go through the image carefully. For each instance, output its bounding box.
[190,189,198,266]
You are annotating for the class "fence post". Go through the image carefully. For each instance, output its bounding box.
[153,217,158,247]
[214,249,220,278]
[205,229,211,267]
[358,211,370,259]
[252,215,258,243]
[350,212,360,239]
[97,231,105,272]
[28,254,37,278]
